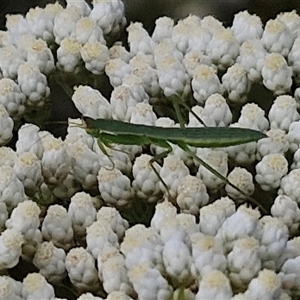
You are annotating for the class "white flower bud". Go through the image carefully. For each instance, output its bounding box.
[75,17,104,45]
[20,228,42,263]
[90,0,126,37]
[196,270,232,299]
[5,200,40,240]
[66,141,101,191]
[53,6,82,44]
[191,64,224,105]
[255,153,288,191]
[121,224,163,271]
[225,167,255,201]
[171,20,192,54]
[191,234,226,278]
[256,128,289,160]
[33,241,66,284]
[6,14,31,45]
[288,37,300,83]
[25,38,55,75]
[162,237,193,287]
[67,0,91,16]
[257,216,289,269]
[152,16,174,43]
[271,195,300,237]
[222,63,251,105]
[277,10,300,34]
[0,202,8,232]
[0,146,17,167]
[279,255,300,295]
[98,246,134,295]
[122,73,149,103]
[127,22,154,55]
[279,169,300,204]
[66,247,101,293]
[129,55,160,97]
[56,37,82,73]
[150,201,177,231]
[0,276,22,300]
[80,41,109,75]
[159,217,187,244]
[202,94,232,127]
[0,45,26,79]
[176,213,199,236]
[156,55,190,98]
[217,205,260,253]
[97,167,134,208]
[18,62,50,107]
[291,148,300,170]
[261,19,294,57]
[199,197,236,235]
[16,123,44,159]
[130,102,157,125]
[187,26,211,54]
[176,175,209,216]
[287,120,300,153]
[93,141,132,176]
[86,220,119,259]
[68,192,97,238]
[183,50,212,78]
[96,206,129,241]
[188,105,213,127]
[109,43,132,62]
[0,165,27,212]
[26,4,63,43]
[65,118,95,150]
[110,85,139,122]
[132,154,162,203]
[159,154,190,198]
[231,11,263,43]
[227,237,261,293]
[206,27,239,71]
[0,78,26,119]
[0,228,24,270]
[238,103,269,132]
[72,85,111,119]
[155,41,184,69]
[270,95,300,131]
[42,205,74,251]
[41,135,71,188]
[105,58,132,87]
[128,263,173,300]
[262,53,293,95]
[245,269,281,300]
[0,104,13,145]
[196,148,228,193]
[22,273,54,300]
[237,39,266,82]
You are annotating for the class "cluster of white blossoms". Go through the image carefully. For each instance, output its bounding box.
[2,0,300,298]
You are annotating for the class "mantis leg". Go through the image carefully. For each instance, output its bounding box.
[149,149,173,199]
[169,94,207,127]
[178,142,268,214]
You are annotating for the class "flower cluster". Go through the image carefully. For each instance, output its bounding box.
[1,0,300,299]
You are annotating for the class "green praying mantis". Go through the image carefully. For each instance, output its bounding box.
[83,116,267,212]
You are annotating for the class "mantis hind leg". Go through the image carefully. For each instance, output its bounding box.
[178,142,268,214]
[149,150,172,199]
[96,137,116,170]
